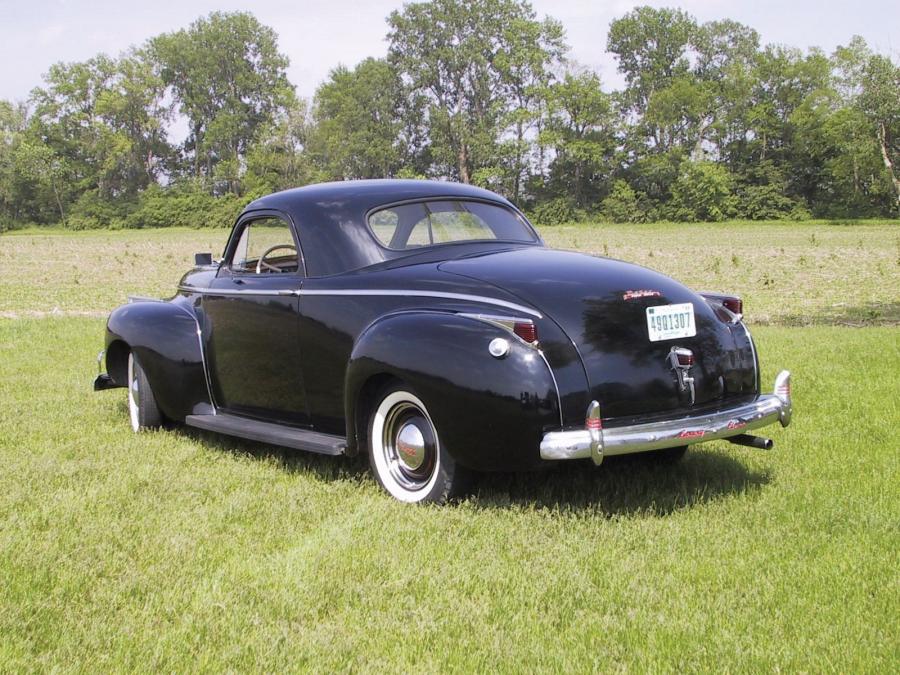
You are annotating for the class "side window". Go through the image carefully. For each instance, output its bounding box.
[229,217,300,275]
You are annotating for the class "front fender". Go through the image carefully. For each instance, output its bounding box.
[345,312,560,471]
[104,298,210,421]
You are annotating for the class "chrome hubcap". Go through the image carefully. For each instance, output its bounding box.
[396,423,426,471]
[381,400,437,490]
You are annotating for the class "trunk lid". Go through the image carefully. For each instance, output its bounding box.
[440,247,756,421]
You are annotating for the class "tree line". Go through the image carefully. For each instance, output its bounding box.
[1,1,898,231]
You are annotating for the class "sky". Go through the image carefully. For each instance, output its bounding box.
[1,0,898,105]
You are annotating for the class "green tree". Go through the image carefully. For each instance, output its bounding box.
[669,160,736,221]
[309,58,410,180]
[151,11,294,191]
[540,70,617,208]
[492,11,566,199]
[858,54,900,210]
[0,100,28,227]
[607,6,695,121]
[244,99,318,195]
[387,0,564,185]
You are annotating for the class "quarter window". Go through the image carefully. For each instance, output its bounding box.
[230,217,300,274]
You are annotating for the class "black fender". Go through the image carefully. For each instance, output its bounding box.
[104,298,211,421]
[344,311,560,471]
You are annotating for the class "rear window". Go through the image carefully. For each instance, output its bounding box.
[368,200,536,250]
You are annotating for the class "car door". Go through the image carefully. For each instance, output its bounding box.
[200,211,310,425]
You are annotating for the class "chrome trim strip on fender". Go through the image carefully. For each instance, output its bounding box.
[297,289,543,318]
[178,285,543,317]
[740,320,760,391]
[541,370,793,463]
[537,349,565,429]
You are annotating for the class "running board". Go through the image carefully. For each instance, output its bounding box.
[185,413,346,456]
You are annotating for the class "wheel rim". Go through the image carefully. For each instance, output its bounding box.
[127,353,140,432]
[371,391,440,500]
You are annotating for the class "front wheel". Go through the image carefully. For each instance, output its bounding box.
[127,351,163,432]
[368,385,467,504]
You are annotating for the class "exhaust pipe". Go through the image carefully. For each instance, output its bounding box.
[727,434,774,450]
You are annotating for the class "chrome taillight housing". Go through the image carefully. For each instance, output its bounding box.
[461,313,539,346]
[699,292,744,323]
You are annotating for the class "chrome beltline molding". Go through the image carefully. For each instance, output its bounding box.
[298,289,543,318]
[178,285,542,318]
[178,285,294,297]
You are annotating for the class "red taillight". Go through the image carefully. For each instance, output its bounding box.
[513,321,537,343]
[586,416,602,431]
[699,292,743,321]
[676,351,694,367]
[722,297,743,316]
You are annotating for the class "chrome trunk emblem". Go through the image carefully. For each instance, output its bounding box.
[668,346,696,405]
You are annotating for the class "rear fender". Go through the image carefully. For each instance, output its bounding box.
[344,312,560,471]
[104,299,211,420]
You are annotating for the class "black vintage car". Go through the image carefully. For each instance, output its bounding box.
[94,180,792,503]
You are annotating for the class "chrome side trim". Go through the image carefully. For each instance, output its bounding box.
[740,320,759,391]
[178,285,543,317]
[178,285,295,297]
[541,371,793,463]
[298,289,542,318]
[458,312,538,345]
[537,348,565,429]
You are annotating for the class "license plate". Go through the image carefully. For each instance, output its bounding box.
[646,303,696,342]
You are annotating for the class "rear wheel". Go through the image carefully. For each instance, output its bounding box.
[127,352,162,432]
[368,384,467,503]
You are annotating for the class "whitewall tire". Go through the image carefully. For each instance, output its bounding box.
[127,351,163,432]
[368,385,466,504]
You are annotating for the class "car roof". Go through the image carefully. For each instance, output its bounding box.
[239,179,531,277]
[245,179,514,213]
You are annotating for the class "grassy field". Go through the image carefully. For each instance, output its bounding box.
[0,222,898,671]
[2,219,898,325]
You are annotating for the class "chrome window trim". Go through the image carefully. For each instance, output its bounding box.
[363,196,542,252]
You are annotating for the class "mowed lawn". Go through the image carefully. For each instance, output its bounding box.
[0,221,898,671]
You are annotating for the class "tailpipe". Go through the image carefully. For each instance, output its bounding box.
[727,434,774,450]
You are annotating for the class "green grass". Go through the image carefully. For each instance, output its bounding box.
[0,223,898,670]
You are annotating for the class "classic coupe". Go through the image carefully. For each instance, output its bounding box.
[94,180,792,503]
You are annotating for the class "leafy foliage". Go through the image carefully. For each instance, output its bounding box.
[0,3,898,229]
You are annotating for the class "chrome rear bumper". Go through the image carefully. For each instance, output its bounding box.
[540,371,792,465]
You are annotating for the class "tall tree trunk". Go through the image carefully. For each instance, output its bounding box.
[51,179,65,225]
[458,143,470,184]
[514,119,524,202]
[878,122,900,209]
[193,124,202,178]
